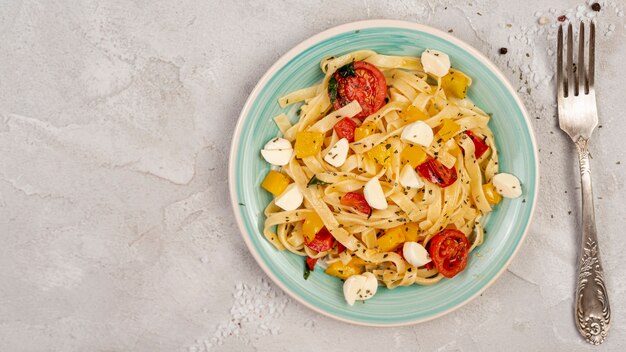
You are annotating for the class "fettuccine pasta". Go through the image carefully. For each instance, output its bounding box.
[258,48,522,305]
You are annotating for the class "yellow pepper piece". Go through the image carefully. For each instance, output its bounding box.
[354,122,378,141]
[377,226,406,252]
[401,104,429,122]
[325,260,364,280]
[437,118,461,142]
[295,131,324,158]
[445,140,463,158]
[302,213,324,243]
[401,144,428,168]
[483,183,502,205]
[261,170,290,196]
[367,142,393,166]
[350,257,371,266]
[441,68,470,99]
[401,223,421,242]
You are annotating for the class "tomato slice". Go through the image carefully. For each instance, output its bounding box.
[333,117,358,142]
[340,192,372,216]
[428,229,469,278]
[304,227,335,252]
[416,157,458,187]
[465,130,489,159]
[331,61,387,121]
[306,256,318,271]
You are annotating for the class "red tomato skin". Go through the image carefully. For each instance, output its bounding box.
[428,229,469,278]
[465,130,489,159]
[304,227,335,252]
[306,257,318,271]
[416,157,458,188]
[333,61,387,121]
[333,117,358,142]
[337,242,347,254]
[340,192,372,216]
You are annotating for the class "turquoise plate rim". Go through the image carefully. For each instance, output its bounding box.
[228,19,539,326]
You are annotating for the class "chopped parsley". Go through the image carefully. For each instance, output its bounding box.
[337,62,356,77]
[328,76,338,104]
[307,175,331,187]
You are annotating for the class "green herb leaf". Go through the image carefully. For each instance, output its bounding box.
[337,62,356,77]
[307,175,330,187]
[303,261,311,280]
[328,76,338,104]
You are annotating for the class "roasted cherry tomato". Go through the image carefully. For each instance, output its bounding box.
[331,61,387,120]
[333,117,358,142]
[465,130,490,159]
[428,229,469,278]
[340,192,372,216]
[306,256,318,271]
[304,227,335,252]
[416,157,458,188]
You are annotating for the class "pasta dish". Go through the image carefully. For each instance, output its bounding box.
[257,48,522,305]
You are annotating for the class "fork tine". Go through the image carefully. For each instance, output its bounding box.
[589,21,595,89]
[567,23,574,97]
[557,25,563,97]
[577,22,585,95]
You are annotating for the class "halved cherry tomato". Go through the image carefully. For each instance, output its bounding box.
[340,192,372,216]
[416,157,458,188]
[337,242,347,254]
[465,130,490,159]
[428,229,469,278]
[332,61,387,120]
[304,227,335,252]
[306,256,318,271]
[333,117,358,142]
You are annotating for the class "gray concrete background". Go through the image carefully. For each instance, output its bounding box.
[1,0,625,351]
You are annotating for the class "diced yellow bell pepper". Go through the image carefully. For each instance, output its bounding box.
[482,183,502,205]
[441,68,470,99]
[367,142,393,166]
[437,118,461,142]
[325,260,364,280]
[302,213,324,243]
[354,122,378,141]
[445,140,463,158]
[350,257,371,266]
[377,226,406,252]
[295,131,324,158]
[401,144,428,168]
[401,104,429,122]
[261,170,290,196]
[401,223,421,242]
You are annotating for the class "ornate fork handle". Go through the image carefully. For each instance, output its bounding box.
[574,138,610,345]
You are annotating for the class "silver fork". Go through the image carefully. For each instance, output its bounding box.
[557,22,610,345]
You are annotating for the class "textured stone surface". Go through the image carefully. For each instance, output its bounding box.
[1,0,625,351]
